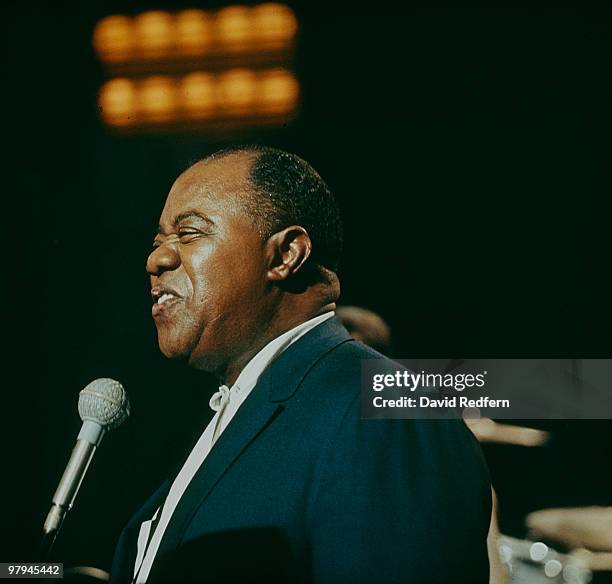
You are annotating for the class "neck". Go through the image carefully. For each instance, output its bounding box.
[220,300,336,387]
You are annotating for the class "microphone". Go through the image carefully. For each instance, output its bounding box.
[39,378,130,558]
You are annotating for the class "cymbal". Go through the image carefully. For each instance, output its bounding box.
[570,549,612,572]
[527,507,612,554]
[465,418,550,446]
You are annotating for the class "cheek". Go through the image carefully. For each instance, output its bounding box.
[184,237,266,310]
[182,246,211,297]
[224,254,265,299]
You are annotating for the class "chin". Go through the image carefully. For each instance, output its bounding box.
[156,322,219,372]
[158,343,191,361]
[156,329,194,361]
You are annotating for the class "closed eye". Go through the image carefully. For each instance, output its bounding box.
[178,230,203,242]
[151,226,208,249]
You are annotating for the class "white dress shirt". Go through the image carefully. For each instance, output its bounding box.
[132,311,335,583]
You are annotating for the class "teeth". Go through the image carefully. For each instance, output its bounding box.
[157,293,176,305]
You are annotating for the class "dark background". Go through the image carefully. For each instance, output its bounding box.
[2,0,611,572]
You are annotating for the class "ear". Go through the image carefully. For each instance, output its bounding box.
[266,226,313,282]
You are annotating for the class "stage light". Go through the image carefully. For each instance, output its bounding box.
[139,76,176,121]
[217,68,257,114]
[216,6,253,51]
[99,68,299,131]
[93,4,297,65]
[252,3,297,46]
[179,72,216,117]
[98,78,137,126]
[176,9,212,56]
[93,16,134,62]
[134,11,174,58]
[258,68,298,114]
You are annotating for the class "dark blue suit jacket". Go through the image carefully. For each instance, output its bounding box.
[110,318,491,583]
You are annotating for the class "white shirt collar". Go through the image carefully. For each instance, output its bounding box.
[218,311,335,399]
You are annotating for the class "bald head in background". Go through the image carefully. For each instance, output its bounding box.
[336,305,392,355]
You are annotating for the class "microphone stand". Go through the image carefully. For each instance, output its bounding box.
[37,436,98,560]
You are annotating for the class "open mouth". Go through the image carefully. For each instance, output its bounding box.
[151,287,183,317]
[156,293,178,305]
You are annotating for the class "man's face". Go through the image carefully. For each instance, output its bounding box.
[146,154,270,371]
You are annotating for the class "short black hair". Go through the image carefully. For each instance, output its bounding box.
[203,145,343,273]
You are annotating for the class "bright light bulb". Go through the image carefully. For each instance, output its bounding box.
[99,78,137,125]
[93,15,134,62]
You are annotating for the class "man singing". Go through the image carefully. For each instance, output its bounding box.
[110,146,491,583]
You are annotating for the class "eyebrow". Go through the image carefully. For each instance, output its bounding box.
[157,210,215,235]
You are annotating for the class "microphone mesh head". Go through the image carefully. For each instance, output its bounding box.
[78,378,130,430]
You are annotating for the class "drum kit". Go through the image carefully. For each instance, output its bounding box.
[498,536,591,584]
[466,418,612,584]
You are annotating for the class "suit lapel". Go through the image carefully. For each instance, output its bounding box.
[125,480,172,530]
[150,317,353,574]
[110,480,171,584]
[151,385,281,569]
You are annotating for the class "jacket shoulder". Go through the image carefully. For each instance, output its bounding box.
[297,338,403,403]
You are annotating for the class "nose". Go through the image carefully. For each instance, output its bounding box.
[146,243,180,276]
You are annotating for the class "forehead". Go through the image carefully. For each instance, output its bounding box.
[162,153,255,219]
